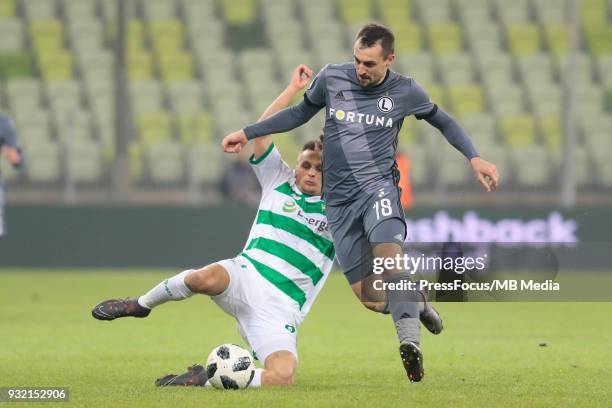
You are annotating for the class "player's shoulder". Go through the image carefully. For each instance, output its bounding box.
[392,70,418,88]
[321,62,354,76]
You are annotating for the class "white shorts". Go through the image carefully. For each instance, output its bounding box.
[212,255,300,364]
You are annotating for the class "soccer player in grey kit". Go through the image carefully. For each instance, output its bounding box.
[0,112,23,237]
[222,24,499,382]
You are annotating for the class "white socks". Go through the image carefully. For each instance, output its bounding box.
[138,269,194,309]
[250,368,264,388]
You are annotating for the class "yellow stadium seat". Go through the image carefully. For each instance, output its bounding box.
[220,0,255,25]
[158,52,193,83]
[427,23,462,55]
[378,0,412,27]
[338,0,374,25]
[125,20,144,52]
[398,117,417,146]
[394,24,422,53]
[0,0,15,17]
[580,0,607,27]
[137,112,172,145]
[178,112,214,144]
[38,51,73,82]
[544,24,569,56]
[420,83,446,107]
[538,116,562,152]
[150,20,183,54]
[500,115,536,149]
[506,23,541,56]
[584,25,612,56]
[447,85,485,116]
[127,52,153,81]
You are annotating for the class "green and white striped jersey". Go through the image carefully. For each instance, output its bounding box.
[240,143,335,321]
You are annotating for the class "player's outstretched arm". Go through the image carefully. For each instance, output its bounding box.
[424,107,499,192]
[221,74,322,154]
[252,64,313,159]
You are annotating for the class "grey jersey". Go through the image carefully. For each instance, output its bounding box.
[304,63,435,205]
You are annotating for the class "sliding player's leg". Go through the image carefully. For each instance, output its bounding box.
[91,263,229,321]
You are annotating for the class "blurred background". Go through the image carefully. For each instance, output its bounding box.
[0,0,611,267]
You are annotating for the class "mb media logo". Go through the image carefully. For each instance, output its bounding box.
[377,96,394,113]
[283,200,297,213]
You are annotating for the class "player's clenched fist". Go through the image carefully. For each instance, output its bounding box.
[289,64,314,91]
[221,129,248,153]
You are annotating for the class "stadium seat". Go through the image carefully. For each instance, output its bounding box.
[544,23,570,56]
[25,141,61,183]
[396,53,435,84]
[23,0,57,19]
[177,112,214,144]
[551,146,591,186]
[427,23,462,55]
[143,0,177,20]
[477,53,514,85]
[597,55,612,86]
[137,112,172,145]
[534,0,568,22]
[158,52,194,84]
[538,115,562,152]
[493,0,529,23]
[0,0,15,18]
[438,53,475,84]
[38,51,74,82]
[556,53,593,85]
[338,0,374,25]
[63,0,97,22]
[6,78,41,105]
[584,25,612,56]
[488,85,525,115]
[437,141,470,187]
[402,144,429,187]
[506,23,541,56]
[461,113,498,149]
[54,108,93,141]
[219,0,256,25]
[145,141,185,184]
[511,145,552,187]
[416,0,451,22]
[167,81,204,114]
[130,81,163,114]
[127,51,154,81]
[528,86,562,117]
[0,19,23,51]
[66,140,103,183]
[499,114,536,149]
[466,23,502,55]
[188,142,224,185]
[455,0,492,24]
[393,24,422,53]
[447,85,485,116]
[378,0,412,28]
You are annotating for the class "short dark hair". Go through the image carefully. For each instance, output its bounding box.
[355,23,395,58]
[302,134,324,152]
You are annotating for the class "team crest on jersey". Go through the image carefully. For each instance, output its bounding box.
[377,96,394,113]
[283,200,297,213]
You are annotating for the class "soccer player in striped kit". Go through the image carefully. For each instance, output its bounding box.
[92,66,332,387]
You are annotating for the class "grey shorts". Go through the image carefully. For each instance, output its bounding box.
[326,186,406,284]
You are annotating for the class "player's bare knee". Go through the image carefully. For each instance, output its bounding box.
[271,365,295,386]
[184,268,216,293]
[361,300,384,313]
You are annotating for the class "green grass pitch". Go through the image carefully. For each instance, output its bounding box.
[1,270,611,407]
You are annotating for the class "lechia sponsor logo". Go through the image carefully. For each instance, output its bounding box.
[282,200,297,213]
[328,108,393,128]
[297,209,328,233]
[406,211,578,245]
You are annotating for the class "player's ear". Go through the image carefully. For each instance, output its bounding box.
[386,53,395,66]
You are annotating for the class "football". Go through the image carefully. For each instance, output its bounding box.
[205,344,256,390]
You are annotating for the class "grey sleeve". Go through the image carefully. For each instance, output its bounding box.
[403,80,436,118]
[0,116,19,148]
[243,99,322,140]
[425,106,479,160]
